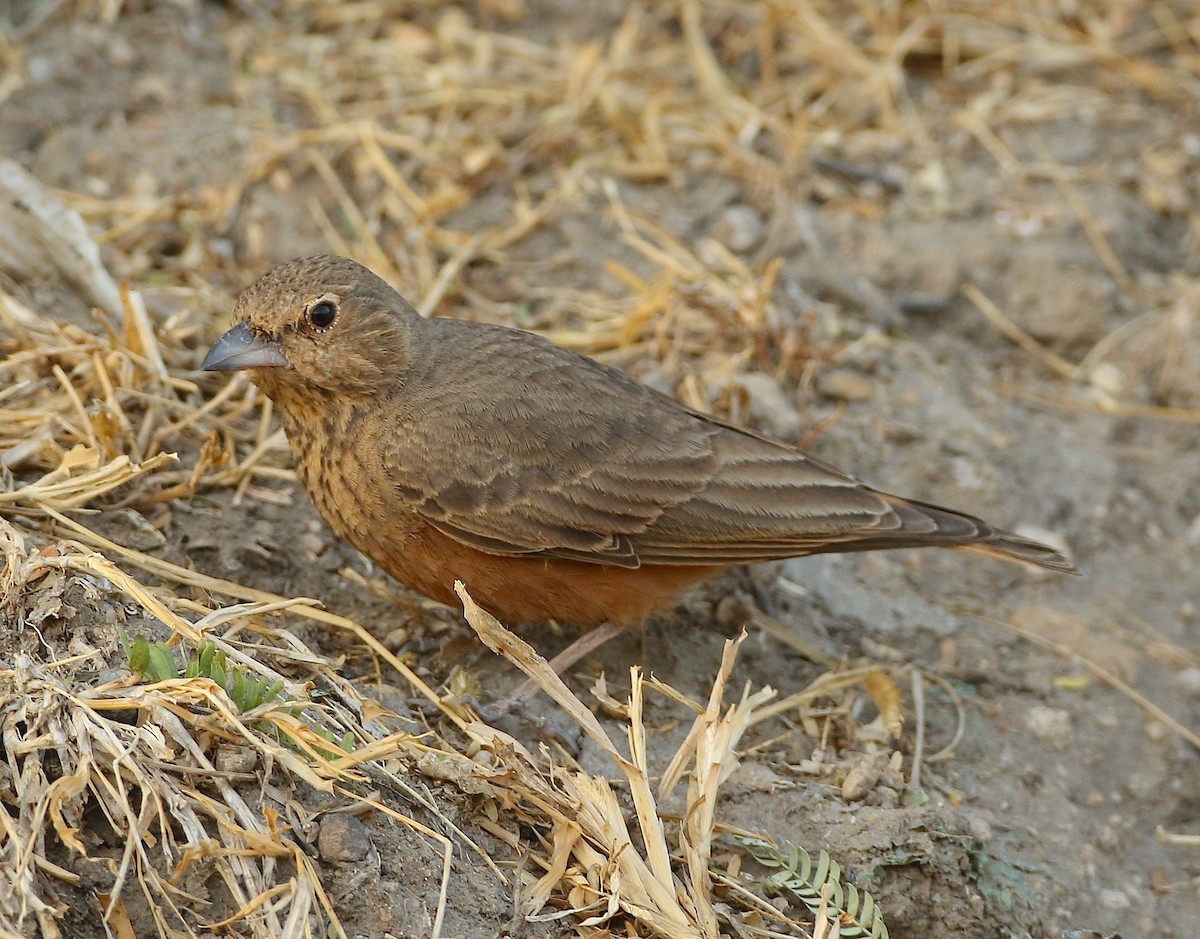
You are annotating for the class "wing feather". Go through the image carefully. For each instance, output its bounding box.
[377,319,1074,574]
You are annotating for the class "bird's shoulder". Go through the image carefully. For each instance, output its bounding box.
[399,317,710,449]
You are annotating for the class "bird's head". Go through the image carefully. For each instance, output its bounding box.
[203,255,415,400]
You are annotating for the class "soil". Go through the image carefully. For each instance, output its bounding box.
[3,2,1199,938]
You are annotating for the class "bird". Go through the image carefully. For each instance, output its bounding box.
[202,255,1077,640]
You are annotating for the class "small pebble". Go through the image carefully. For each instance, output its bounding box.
[299,531,326,555]
[729,373,802,440]
[317,814,371,863]
[968,817,992,842]
[1023,705,1072,745]
[711,204,765,253]
[1098,888,1131,910]
[1094,824,1119,850]
[1087,362,1124,396]
[1123,763,1161,802]
[385,627,410,650]
[729,761,791,793]
[1174,668,1200,696]
[840,752,886,802]
[27,55,55,84]
[108,509,166,551]
[214,746,258,775]
[817,369,873,402]
[950,457,986,490]
[866,785,900,809]
[714,593,750,630]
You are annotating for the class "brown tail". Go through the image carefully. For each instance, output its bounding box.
[895,495,1080,574]
[958,532,1080,574]
[807,492,1081,575]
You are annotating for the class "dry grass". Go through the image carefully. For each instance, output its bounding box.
[0,167,900,936]
[0,169,858,937]
[2,0,1200,937]
[46,0,1200,411]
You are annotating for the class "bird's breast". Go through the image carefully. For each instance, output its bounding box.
[280,403,423,560]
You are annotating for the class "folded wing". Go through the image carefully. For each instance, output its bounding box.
[387,322,1077,575]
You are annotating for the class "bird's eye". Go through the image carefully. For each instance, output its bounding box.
[308,301,337,330]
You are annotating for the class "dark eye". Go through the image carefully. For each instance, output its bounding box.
[308,301,337,329]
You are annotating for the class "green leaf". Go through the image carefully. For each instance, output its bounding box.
[145,642,178,682]
[734,836,889,939]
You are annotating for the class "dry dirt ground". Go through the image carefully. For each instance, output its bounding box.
[2,1,1200,938]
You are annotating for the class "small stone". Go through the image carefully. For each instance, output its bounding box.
[105,33,137,67]
[1023,705,1072,745]
[214,746,258,775]
[950,457,986,490]
[711,204,765,253]
[714,594,750,630]
[1098,888,1131,910]
[107,509,166,551]
[729,373,802,440]
[1174,668,1200,696]
[1118,763,1166,802]
[817,369,873,402]
[729,761,792,793]
[1087,362,1125,396]
[968,817,992,842]
[317,814,371,863]
[865,785,900,809]
[299,531,326,556]
[385,627,410,650]
[840,752,886,802]
[27,55,55,84]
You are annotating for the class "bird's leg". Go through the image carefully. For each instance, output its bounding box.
[543,621,626,677]
[482,621,626,720]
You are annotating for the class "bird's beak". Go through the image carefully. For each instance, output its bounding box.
[202,322,289,372]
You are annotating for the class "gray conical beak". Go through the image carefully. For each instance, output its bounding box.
[202,322,289,372]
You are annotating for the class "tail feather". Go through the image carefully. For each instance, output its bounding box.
[959,533,1080,575]
[825,492,1082,575]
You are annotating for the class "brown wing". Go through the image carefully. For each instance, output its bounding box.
[631,431,1077,572]
[381,321,722,568]
[382,320,1076,574]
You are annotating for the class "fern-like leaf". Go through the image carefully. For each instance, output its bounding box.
[736,836,889,939]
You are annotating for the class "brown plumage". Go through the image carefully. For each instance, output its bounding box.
[203,255,1077,629]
